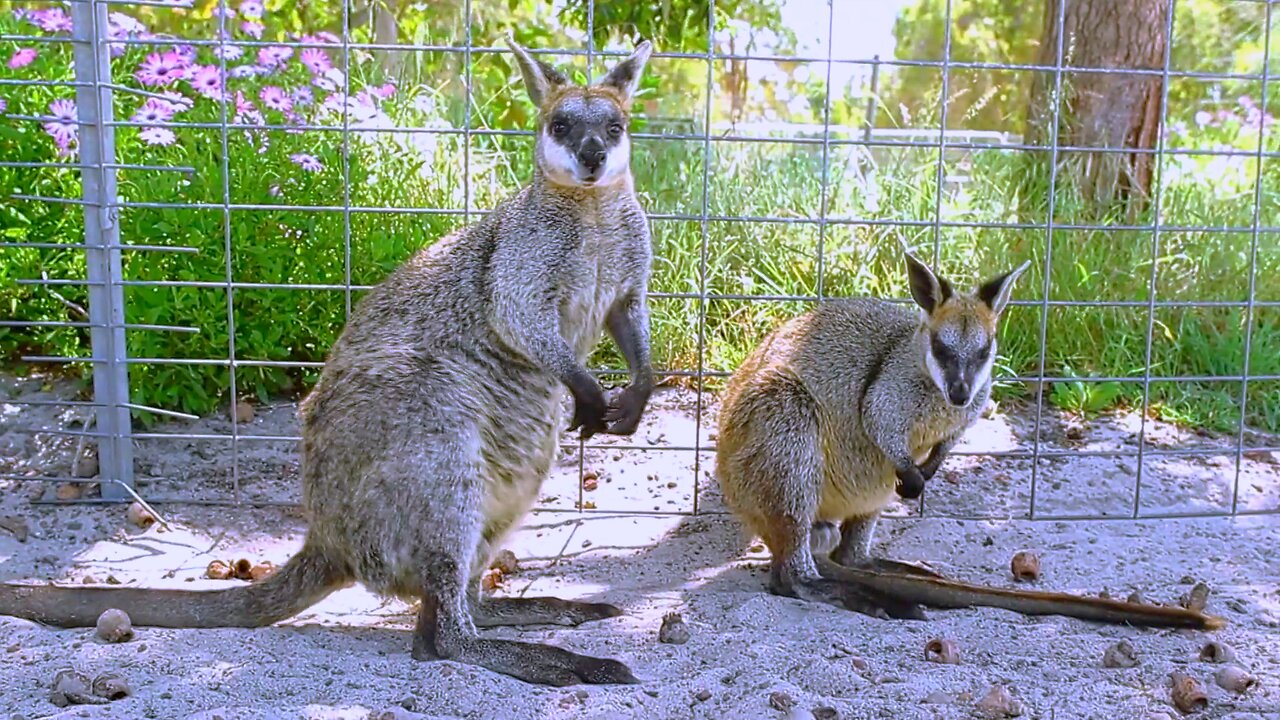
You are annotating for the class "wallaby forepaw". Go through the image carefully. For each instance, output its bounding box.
[894,463,926,499]
[574,656,641,685]
[601,385,649,436]
[566,600,625,625]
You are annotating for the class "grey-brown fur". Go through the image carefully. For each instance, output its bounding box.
[0,36,656,687]
[715,251,1029,618]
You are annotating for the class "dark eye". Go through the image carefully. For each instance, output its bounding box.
[607,123,624,137]
[550,121,569,137]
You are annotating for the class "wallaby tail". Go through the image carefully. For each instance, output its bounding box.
[819,559,1225,630]
[0,544,347,629]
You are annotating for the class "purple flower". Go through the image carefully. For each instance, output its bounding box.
[290,153,323,172]
[139,127,177,146]
[131,97,177,125]
[1194,110,1211,127]
[213,44,244,61]
[373,82,397,99]
[291,86,314,107]
[299,47,331,74]
[28,8,73,33]
[211,5,236,19]
[313,68,344,92]
[159,91,193,113]
[0,97,7,114]
[43,98,78,146]
[316,31,340,44]
[135,51,188,87]
[234,91,255,115]
[257,46,293,68]
[228,64,267,78]
[238,0,263,19]
[259,86,292,112]
[8,48,36,69]
[241,21,264,39]
[188,65,224,98]
[108,12,148,35]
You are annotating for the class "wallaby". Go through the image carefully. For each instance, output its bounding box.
[714,251,1223,630]
[0,37,659,685]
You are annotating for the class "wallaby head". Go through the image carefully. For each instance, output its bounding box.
[506,34,653,189]
[904,252,1030,408]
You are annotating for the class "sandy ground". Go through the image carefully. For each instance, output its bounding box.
[0,370,1278,720]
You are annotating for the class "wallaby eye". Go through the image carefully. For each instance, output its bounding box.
[550,121,569,137]
[607,123,624,137]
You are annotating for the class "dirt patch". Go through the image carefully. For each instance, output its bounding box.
[1,372,1277,719]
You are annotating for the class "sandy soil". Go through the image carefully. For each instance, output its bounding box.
[0,371,1277,720]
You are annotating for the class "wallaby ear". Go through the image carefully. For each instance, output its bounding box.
[599,39,653,102]
[976,260,1032,316]
[506,33,569,108]
[905,252,952,315]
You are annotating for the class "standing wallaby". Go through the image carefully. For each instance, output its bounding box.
[0,37,658,686]
[714,251,1223,629]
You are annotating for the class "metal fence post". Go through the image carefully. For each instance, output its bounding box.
[72,0,134,500]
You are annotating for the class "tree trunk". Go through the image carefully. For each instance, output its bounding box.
[373,0,402,78]
[1026,0,1169,209]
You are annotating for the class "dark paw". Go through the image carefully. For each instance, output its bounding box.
[566,374,609,439]
[601,385,650,436]
[572,656,641,685]
[894,464,926,499]
[559,600,625,626]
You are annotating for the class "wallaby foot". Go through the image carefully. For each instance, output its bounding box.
[471,596,624,628]
[769,569,926,620]
[841,557,944,579]
[825,515,943,579]
[414,592,637,686]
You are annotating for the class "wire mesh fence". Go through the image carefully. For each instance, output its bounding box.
[1,0,1277,522]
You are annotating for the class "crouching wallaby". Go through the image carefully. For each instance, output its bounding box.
[0,36,659,686]
[715,251,1223,630]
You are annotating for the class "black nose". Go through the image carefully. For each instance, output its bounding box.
[577,143,606,172]
[947,382,970,406]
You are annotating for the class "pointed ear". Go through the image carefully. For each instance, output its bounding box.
[905,252,952,315]
[599,39,653,102]
[506,33,569,108]
[976,260,1031,316]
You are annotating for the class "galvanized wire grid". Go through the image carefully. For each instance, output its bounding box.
[1,0,1277,522]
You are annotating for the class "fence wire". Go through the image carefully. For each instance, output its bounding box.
[1,0,1277,523]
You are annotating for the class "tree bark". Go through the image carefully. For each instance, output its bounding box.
[1026,0,1169,208]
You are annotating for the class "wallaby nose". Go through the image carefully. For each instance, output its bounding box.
[577,141,607,172]
[947,382,970,407]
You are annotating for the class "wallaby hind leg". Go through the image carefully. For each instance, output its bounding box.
[732,380,923,620]
[830,515,943,579]
[414,553,637,686]
[468,578,623,628]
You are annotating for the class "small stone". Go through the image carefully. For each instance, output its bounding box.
[693,688,711,702]
[1170,671,1208,714]
[126,502,156,529]
[1103,639,1139,669]
[50,668,104,707]
[1214,666,1257,694]
[812,707,839,720]
[91,671,130,700]
[94,608,133,643]
[104,575,121,585]
[850,657,868,671]
[925,638,960,664]
[232,558,253,580]
[583,474,599,492]
[768,691,795,712]
[0,515,29,543]
[658,612,690,644]
[975,685,1023,718]
[1199,641,1236,663]
[248,561,275,582]
[490,550,519,575]
[481,568,504,591]
[1010,551,1041,581]
[747,542,765,553]
[73,453,98,478]
[205,560,233,580]
[232,399,255,424]
[582,540,592,548]
[1181,582,1210,613]
[55,483,83,501]
[81,576,97,585]
[1126,590,1147,605]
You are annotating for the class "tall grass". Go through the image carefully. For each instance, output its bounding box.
[1,10,1276,434]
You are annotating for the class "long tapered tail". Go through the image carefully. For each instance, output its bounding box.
[0,545,347,629]
[817,559,1225,630]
